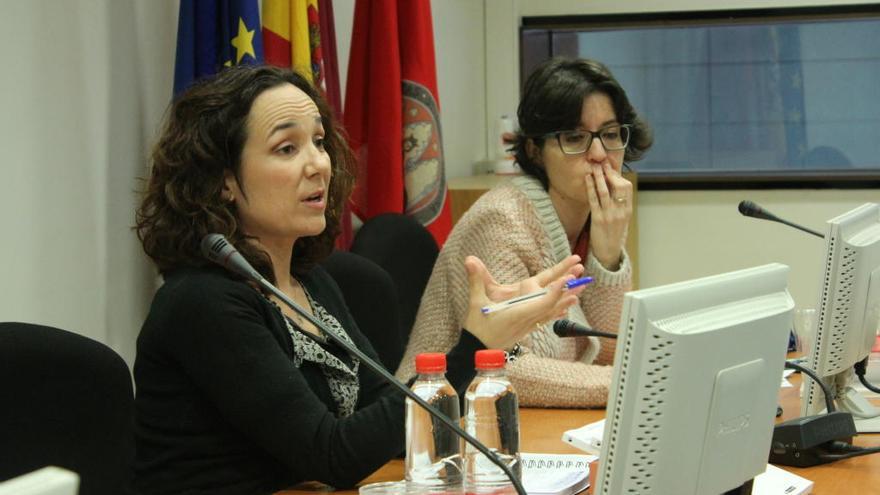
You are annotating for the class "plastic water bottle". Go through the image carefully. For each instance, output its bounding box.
[405,353,463,492]
[493,114,520,175]
[464,350,520,495]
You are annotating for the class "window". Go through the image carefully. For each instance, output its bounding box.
[522,6,880,189]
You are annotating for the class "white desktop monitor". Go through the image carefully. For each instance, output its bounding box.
[0,467,78,495]
[802,203,880,431]
[594,264,793,495]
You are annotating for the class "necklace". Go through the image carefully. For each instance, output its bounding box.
[283,312,328,345]
[288,307,309,327]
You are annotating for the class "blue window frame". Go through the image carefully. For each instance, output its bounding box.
[521,6,880,189]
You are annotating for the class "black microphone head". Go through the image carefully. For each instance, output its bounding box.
[552,319,618,339]
[552,319,573,336]
[553,319,586,338]
[738,200,776,221]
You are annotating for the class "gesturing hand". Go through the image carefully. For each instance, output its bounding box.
[462,255,585,351]
[585,161,631,270]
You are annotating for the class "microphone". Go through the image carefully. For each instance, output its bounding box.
[200,234,527,495]
[737,200,776,222]
[737,200,825,239]
[552,319,617,340]
[201,233,264,281]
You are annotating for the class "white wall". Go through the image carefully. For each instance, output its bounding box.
[638,189,877,309]
[0,0,162,365]
[134,1,179,150]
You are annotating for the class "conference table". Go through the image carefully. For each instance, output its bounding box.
[277,373,880,494]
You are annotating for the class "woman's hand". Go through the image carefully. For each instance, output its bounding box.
[585,161,631,270]
[463,255,585,351]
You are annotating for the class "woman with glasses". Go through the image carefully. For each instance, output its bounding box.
[397,57,652,407]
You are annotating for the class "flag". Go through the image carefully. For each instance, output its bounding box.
[344,0,452,246]
[173,0,264,95]
[263,0,352,249]
[315,0,351,249]
[316,0,342,118]
[262,0,323,84]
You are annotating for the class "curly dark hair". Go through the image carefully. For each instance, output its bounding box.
[135,65,355,283]
[511,57,653,190]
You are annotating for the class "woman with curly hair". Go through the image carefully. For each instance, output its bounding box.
[132,64,584,495]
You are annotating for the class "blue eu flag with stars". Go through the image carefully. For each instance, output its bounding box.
[173,0,265,96]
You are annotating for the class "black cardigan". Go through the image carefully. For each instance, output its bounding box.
[132,265,481,495]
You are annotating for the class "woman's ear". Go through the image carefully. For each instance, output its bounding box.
[526,138,543,166]
[222,170,238,203]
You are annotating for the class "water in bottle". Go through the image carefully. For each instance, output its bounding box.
[405,353,463,492]
[464,349,520,495]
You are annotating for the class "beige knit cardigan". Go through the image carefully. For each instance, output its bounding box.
[396,175,631,407]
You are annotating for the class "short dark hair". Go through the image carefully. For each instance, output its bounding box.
[511,57,653,189]
[135,65,355,283]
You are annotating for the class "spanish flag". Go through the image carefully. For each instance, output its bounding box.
[173,0,264,95]
[262,0,323,86]
[343,0,452,246]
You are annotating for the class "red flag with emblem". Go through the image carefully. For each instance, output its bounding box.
[344,0,452,246]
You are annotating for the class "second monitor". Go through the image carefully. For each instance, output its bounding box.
[802,203,880,432]
[594,263,793,495]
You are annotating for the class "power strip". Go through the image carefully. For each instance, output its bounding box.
[562,419,605,455]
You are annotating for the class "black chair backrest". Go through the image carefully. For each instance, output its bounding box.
[320,251,403,372]
[350,213,439,351]
[0,322,134,495]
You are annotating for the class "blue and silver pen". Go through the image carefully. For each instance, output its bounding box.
[481,276,593,315]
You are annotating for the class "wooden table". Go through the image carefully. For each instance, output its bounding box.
[278,374,880,494]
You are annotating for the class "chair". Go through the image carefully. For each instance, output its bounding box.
[350,213,440,360]
[320,251,403,372]
[0,323,134,495]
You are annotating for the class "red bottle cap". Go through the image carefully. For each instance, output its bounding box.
[474,349,506,370]
[415,353,447,373]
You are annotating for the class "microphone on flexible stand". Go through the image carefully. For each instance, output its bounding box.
[552,319,617,340]
[200,234,527,495]
[202,232,264,280]
[737,200,825,239]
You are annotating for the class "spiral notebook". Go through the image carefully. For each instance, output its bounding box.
[521,453,597,495]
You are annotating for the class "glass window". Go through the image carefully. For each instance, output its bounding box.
[521,7,880,188]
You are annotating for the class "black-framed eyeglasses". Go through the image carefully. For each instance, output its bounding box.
[542,124,632,155]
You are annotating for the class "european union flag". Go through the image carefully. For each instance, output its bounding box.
[173,0,264,95]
